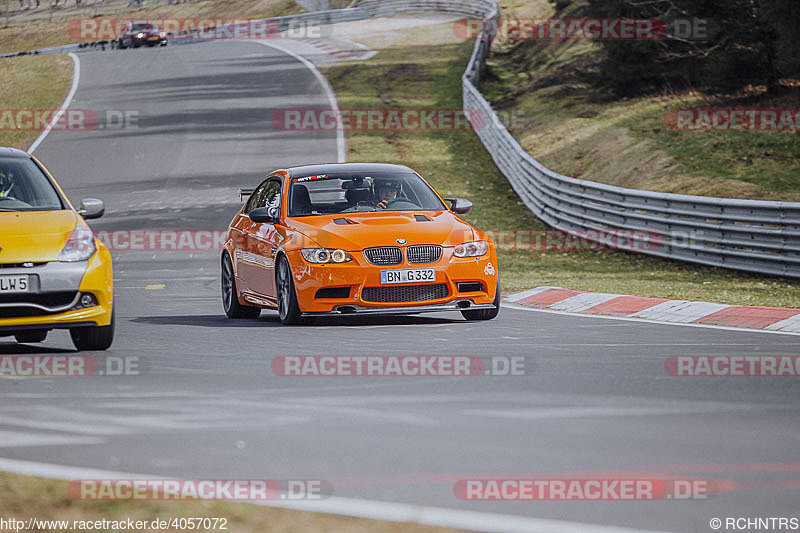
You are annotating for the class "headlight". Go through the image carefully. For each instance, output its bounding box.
[60,226,96,262]
[301,248,352,264]
[453,240,488,258]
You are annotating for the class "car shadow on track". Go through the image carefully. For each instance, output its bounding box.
[131,313,461,328]
[0,343,74,354]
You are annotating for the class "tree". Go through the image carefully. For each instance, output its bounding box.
[759,0,800,79]
[583,0,780,96]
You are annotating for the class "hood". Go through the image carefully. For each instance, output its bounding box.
[285,211,477,251]
[0,210,80,263]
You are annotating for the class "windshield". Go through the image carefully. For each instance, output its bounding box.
[288,171,447,217]
[132,23,155,31]
[0,156,64,212]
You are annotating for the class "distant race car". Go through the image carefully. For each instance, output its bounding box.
[118,22,167,49]
[0,147,114,350]
[221,163,499,325]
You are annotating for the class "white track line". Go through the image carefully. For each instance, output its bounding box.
[29,52,80,154]
[257,40,347,163]
[0,457,665,533]
[503,302,800,337]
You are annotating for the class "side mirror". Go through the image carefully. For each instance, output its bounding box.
[78,198,105,219]
[239,188,254,202]
[249,207,279,224]
[443,197,472,215]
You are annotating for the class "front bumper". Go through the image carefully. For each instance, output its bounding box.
[130,36,166,45]
[303,301,496,317]
[287,247,498,314]
[0,246,113,332]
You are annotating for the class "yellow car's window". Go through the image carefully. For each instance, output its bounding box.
[0,157,63,211]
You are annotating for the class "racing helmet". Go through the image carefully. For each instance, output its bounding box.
[372,176,403,199]
[0,170,13,198]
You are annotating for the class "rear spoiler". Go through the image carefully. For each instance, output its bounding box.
[239,188,254,202]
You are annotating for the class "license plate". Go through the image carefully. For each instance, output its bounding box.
[380,269,435,284]
[0,275,29,293]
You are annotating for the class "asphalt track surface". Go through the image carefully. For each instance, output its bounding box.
[3,39,800,532]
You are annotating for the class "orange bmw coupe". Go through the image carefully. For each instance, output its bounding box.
[221,163,499,325]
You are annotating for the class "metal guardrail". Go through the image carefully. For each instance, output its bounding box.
[5,0,799,277]
[453,1,800,279]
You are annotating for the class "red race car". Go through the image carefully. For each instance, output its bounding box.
[118,22,167,49]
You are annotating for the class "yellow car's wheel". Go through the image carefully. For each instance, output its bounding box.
[15,330,48,344]
[70,307,115,351]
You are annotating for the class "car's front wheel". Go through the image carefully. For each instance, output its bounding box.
[70,308,115,351]
[461,283,500,321]
[276,256,302,325]
[222,253,261,319]
[14,330,48,343]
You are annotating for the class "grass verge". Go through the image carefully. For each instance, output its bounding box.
[0,54,72,149]
[323,18,800,307]
[0,471,464,533]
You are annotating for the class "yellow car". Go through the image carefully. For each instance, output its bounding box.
[0,147,114,350]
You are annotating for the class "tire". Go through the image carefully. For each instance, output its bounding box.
[14,330,48,343]
[276,255,302,325]
[70,307,115,351]
[461,283,500,321]
[222,253,261,319]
